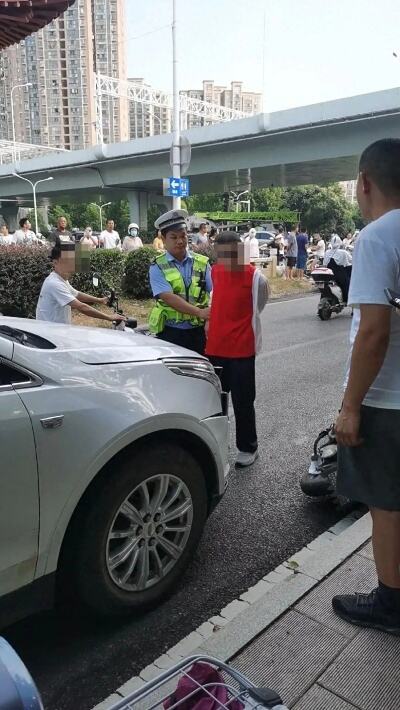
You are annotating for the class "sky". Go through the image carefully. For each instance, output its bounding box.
[125,0,400,112]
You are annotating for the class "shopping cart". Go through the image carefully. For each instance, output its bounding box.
[107,655,288,710]
[0,640,288,710]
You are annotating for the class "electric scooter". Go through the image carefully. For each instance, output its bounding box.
[92,273,138,332]
[311,266,348,320]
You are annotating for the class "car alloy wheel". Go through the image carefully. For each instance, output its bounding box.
[106,474,193,592]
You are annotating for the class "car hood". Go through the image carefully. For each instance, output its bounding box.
[0,317,203,366]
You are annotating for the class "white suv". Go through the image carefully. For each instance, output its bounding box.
[0,318,229,624]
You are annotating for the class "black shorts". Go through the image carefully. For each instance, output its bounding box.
[287,256,297,268]
[337,405,400,511]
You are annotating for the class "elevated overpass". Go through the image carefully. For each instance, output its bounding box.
[1,86,400,228]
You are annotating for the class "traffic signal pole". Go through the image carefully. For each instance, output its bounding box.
[171,0,181,209]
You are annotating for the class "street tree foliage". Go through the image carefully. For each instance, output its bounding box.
[184,183,360,236]
[184,193,225,213]
[48,199,131,234]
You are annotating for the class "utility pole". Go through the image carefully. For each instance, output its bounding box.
[171,0,181,209]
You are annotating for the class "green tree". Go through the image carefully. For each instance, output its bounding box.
[351,203,365,230]
[284,184,355,236]
[250,187,285,212]
[184,192,224,213]
[48,204,72,228]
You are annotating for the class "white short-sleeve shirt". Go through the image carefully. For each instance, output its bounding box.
[100,230,121,250]
[345,209,400,408]
[36,271,78,324]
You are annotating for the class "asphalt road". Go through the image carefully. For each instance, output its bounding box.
[4,294,353,710]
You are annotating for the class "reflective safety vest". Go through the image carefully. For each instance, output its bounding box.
[149,252,210,334]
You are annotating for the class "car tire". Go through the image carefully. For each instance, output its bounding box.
[72,443,208,615]
[318,298,332,320]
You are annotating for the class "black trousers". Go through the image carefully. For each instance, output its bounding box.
[209,355,258,453]
[157,326,206,355]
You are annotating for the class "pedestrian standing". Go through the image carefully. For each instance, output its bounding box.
[122,223,143,253]
[285,225,298,279]
[0,224,13,245]
[314,233,325,263]
[13,217,37,245]
[149,209,211,355]
[80,226,98,250]
[274,227,285,264]
[194,223,209,246]
[296,228,309,279]
[206,231,269,468]
[51,216,73,244]
[100,218,121,250]
[245,228,260,262]
[152,229,164,251]
[333,138,400,635]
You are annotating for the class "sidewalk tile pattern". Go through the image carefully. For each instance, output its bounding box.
[231,545,400,709]
[295,553,376,638]
[232,610,347,707]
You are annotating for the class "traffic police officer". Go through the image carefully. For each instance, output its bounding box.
[149,209,212,354]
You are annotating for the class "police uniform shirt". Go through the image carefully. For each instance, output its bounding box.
[149,252,212,330]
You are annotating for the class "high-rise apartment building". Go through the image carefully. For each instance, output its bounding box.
[0,0,127,151]
[181,80,262,129]
[340,180,357,204]
[128,78,262,138]
[128,78,171,140]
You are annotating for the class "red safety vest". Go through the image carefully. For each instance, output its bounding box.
[206,264,256,358]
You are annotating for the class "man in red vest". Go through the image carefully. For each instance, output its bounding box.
[206,231,269,467]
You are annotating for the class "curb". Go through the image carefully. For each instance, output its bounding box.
[93,511,372,709]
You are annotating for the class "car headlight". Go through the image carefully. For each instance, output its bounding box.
[163,358,222,394]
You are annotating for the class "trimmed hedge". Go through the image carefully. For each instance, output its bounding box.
[70,249,126,295]
[0,245,51,317]
[124,246,158,299]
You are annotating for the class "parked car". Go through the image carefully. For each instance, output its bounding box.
[254,230,277,248]
[0,319,229,624]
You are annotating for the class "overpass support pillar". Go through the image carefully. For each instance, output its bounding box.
[127,190,148,231]
[0,205,20,231]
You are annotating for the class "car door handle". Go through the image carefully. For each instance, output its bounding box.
[40,415,64,430]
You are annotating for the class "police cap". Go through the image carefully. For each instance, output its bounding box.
[154,209,188,234]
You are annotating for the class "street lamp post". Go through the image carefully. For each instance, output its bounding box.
[171,0,181,209]
[231,189,249,212]
[10,83,33,163]
[96,201,111,232]
[12,173,53,235]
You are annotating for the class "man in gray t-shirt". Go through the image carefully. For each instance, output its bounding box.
[285,228,298,279]
[332,138,400,637]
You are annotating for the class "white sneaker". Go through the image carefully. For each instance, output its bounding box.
[235,450,259,468]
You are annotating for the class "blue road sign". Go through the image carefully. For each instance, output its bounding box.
[163,177,190,197]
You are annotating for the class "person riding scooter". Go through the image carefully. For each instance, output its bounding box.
[323,235,352,303]
[122,223,143,252]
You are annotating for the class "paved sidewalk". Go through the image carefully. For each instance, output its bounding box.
[94,513,400,710]
[231,539,400,709]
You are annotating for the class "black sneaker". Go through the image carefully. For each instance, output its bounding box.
[332,589,400,635]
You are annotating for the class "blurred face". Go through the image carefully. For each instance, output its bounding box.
[199,224,207,234]
[22,220,31,231]
[54,250,76,278]
[106,220,114,231]
[0,225,8,236]
[216,241,246,270]
[164,227,188,260]
[58,217,67,230]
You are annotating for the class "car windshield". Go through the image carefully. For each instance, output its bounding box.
[0,325,56,349]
